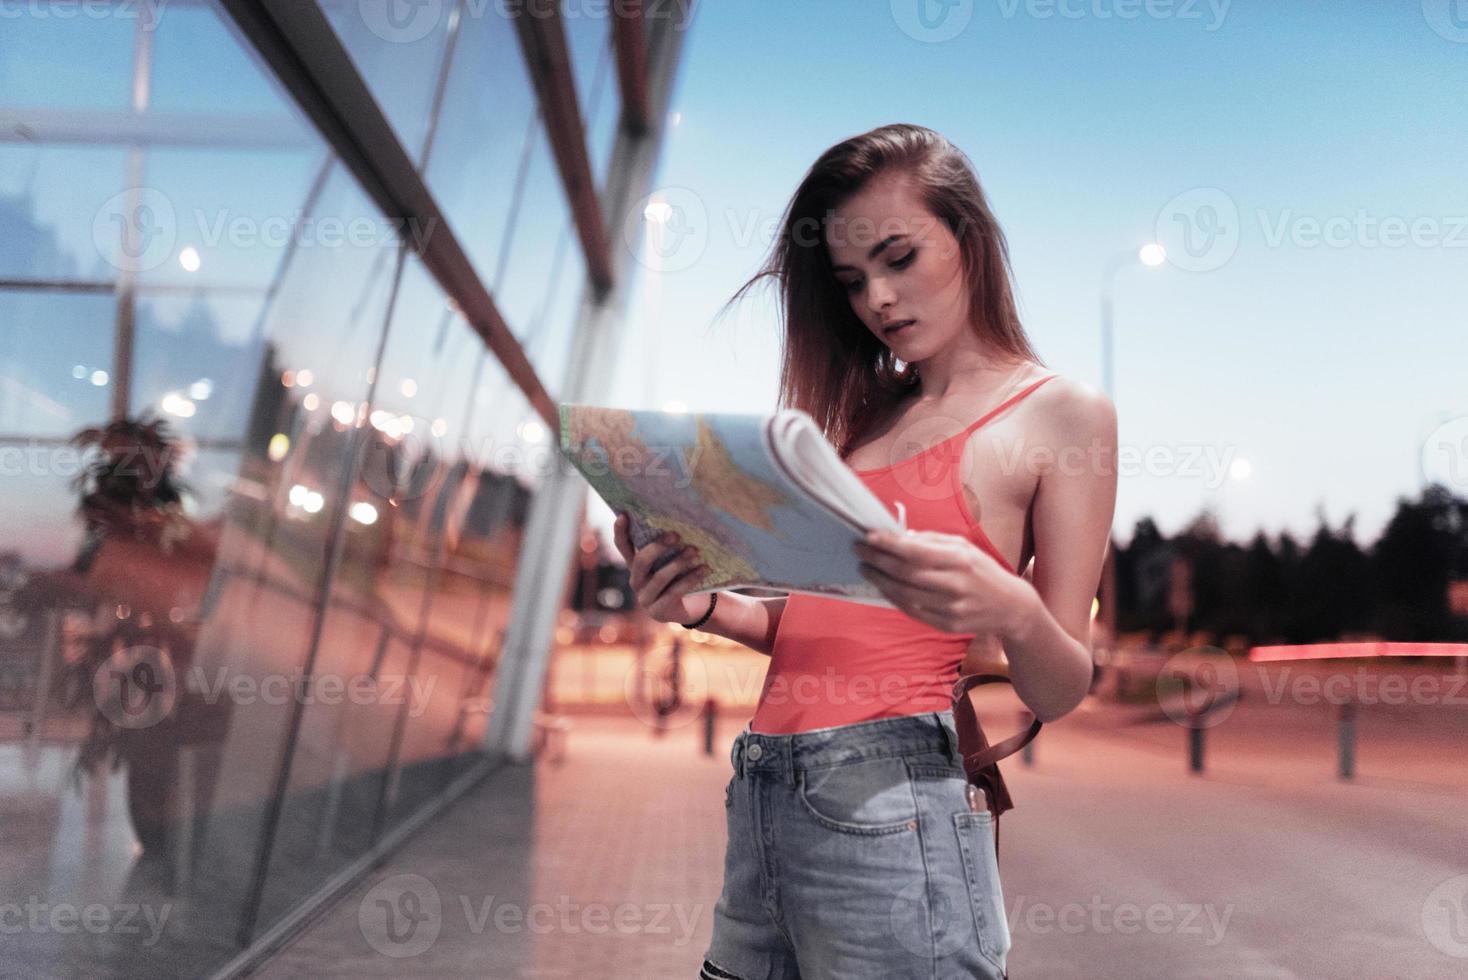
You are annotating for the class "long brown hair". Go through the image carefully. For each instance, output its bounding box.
[718,123,1045,458]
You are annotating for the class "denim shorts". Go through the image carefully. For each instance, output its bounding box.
[700,710,1010,980]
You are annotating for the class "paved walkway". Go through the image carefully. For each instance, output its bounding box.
[259,684,1468,979]
[257,714,735,978]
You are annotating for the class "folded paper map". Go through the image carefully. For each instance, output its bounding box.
[558,403,908,607]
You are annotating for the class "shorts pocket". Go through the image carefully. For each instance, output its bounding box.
[953,810,1010,973]
[795,756,918,835]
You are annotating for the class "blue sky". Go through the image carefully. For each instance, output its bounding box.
[608,0,1468,546]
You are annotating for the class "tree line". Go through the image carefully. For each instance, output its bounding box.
[1114,484,1468,645]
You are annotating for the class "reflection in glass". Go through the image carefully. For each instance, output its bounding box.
[1,2,560,975]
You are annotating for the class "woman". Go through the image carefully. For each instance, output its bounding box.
[611,124,1117,979]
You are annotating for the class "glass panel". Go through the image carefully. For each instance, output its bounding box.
[383,316,499,822]
[149,4,292,116]
[0,5,406,975]
[523,223,586,392]
[314,0,452,159]
[0,7,136,109]
[256,252,466,912]
[130,292,272,443]
[422,6,538,292]
[495,125,573,342]
[0,146,132,280]
[0,289,116,442]
[1,2,567,974]
[132,146,326,288]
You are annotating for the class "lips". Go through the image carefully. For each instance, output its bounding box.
[883,319,916,336]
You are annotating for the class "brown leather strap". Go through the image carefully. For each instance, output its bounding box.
[951,673,1042,825]
[952,672,1031,974]
[952,675,1042,765]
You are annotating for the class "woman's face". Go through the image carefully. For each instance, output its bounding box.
[825,173,970,360]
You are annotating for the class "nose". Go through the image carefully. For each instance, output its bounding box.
[865,276,896,316]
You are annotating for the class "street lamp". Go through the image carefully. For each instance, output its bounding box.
[1100,243,1167,402]
[1098,243,1166,653]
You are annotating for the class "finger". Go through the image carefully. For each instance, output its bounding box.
[648,546,701,597]
[631,531,678,584]
[854,546,952,592]
[864,530,967,568]
[611,514,633,563]
[633,540,682,593]
[859,560,953,606]
[666,561,710,599]
[641,557,705,611]
[858,565,939,628]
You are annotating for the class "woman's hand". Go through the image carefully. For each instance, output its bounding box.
[611,513,713,625]
[853,528,1032,637]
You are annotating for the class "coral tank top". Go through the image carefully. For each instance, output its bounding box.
[749,374,1058,734]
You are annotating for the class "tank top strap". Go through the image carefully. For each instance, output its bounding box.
[959,373,1059,437]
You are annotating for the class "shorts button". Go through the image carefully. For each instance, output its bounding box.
[906,820,918,831]
[746,744,763,761]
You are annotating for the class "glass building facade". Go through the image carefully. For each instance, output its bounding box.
[0,1,688,975]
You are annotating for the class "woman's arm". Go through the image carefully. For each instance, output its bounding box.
[693,594,786,656]
[998,383,1118,722]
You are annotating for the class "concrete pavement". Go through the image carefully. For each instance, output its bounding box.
[258,679,1468,978]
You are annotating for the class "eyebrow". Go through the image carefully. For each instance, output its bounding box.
[829,234,908,273]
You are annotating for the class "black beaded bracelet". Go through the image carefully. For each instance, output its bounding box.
[680,592,717,630]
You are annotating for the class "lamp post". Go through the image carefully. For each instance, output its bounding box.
[1100,243,1167,404]
[1098,243,1166,653]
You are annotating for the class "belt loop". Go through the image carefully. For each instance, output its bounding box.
[936,711,957,765]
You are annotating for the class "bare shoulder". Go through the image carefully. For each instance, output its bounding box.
[1029,372,1117,446]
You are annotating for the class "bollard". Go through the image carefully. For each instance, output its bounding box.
[1336,697,1356,780]
[1018,710,1035,767]
[703,696,717,757]
[1188,722,1205,774]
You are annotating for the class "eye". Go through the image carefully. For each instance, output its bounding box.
[840,250,916,295]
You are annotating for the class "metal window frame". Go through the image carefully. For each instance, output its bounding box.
[483,2,697,762]
[215,0,557,428]
[511,0,614,294]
